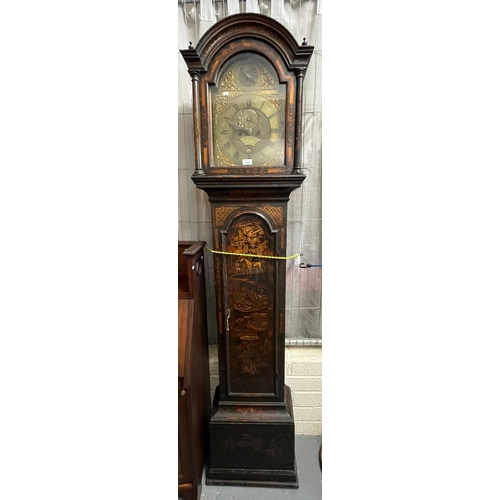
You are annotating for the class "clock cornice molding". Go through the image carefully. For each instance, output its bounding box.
[179,13,313,75]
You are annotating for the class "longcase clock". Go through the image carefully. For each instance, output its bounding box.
[180,13,313,488]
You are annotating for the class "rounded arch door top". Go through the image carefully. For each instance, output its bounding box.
[225,215,274,259]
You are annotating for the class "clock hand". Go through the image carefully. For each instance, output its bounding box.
[243,70,257,83]
[230,120,245,132]
[230,120,253,135]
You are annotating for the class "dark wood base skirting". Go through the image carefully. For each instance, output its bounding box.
[206,463,298,489]
[206,385,299,488]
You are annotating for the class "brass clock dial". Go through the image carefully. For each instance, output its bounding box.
[214,94,284,166]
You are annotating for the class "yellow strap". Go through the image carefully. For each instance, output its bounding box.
[206,247,300,260]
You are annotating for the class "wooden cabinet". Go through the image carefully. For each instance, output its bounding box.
[178,242,211,500]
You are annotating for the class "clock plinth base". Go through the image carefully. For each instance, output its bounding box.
[206,385,299,488]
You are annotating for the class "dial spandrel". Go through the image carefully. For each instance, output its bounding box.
[210,53,286,168]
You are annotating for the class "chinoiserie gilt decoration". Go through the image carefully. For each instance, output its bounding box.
[180,13,313,488]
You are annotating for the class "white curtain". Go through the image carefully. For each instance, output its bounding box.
[199,0,216,36]
[178,0,322,345]
[245,0,260,13]
[271,0,284,22]
[227,0,240,16]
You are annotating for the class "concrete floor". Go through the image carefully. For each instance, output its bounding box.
[199,435,322,500]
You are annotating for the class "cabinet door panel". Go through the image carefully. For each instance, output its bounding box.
[223,215,277,396]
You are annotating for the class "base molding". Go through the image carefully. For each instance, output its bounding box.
[206,385,298,488]
[206,462,299,488]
